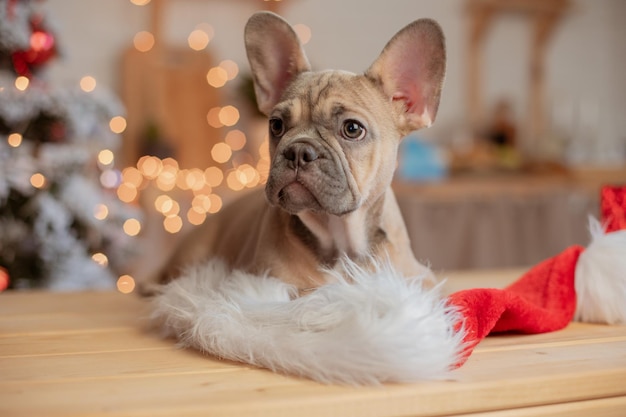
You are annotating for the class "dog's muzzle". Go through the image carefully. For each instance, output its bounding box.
[283,142,319,171]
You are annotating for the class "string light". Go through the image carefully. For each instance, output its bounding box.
[7,133,22,147]
[98,149,114,166]
[173,169,189,190]
[80,76,97,92]
[91,252,109,267]
[15,76,29,91]
[206,107,223,128]
[109,116,127,134]
[195,22,215,39]
[237,164,260,188]
[123,218,141,236]
[30,173,46,188]
[117,274,136,294]
[100,169,120,188]
[218,105,240,126]
[154,194,173,213]
[219,60,239,80]
[156,166,177,191]
[225,129,246,151]
[194,194,212,212]
[137,155,162,179]
[114,15,308,235]
[163,215,183,233]
[184,169,205,191]
[188,29,211,51]
[192,183,212,196]
[94,203,109,220]
[211,142,232,163]
[187,207,207,225]
[134,31,155,52]
[204,166,224,187]
[122,167,144,188]
[162,199,180,217]
[226,170,245,191]
[207,194,222,213]
[206,66,228,88]
[117,182,138,202]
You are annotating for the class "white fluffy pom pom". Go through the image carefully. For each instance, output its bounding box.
[574,217,626,325]
[151,257,464,385]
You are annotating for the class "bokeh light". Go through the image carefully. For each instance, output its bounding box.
[163,215,183,233]
[187,207,207,225]
[207,194,223,213]
[204,166,224,187]
[117,182,138,202]
[7,133,22,147]
[30,173,46,188]
[109,116,127,134]
[15,76,29,91]
[137,155,163,179]
[100,169,120,188]
[226,170,245,191]
[192,194,211,213]
[122,167,143,189]
[94,203,109,220]
[154,194,173,214]
[117,274,136,294]
[206,107,223,128]
[91,252,109,267]
[219,59,239,80]
[123,218,141,236]
[98,149,114,166]
[206,66,228,88]
[211,142,232,163]
[134,31,155,52]
[80,76,97,92]
[156,165,177,191]
[225,129,246,151]
[218,105,240,126]
[188,29,210,51]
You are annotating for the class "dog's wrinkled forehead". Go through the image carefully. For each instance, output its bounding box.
[271,70,394,127]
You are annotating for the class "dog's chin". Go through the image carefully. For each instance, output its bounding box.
[275,182,323,214]
[270,182,359,216]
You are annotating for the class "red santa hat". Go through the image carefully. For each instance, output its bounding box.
[152,186,626,384]
[448,185,626,367]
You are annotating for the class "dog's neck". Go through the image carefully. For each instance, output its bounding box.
[294,192,387,265]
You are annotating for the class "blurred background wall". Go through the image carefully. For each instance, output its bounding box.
[27,0,626,278]
[43,0,626,165]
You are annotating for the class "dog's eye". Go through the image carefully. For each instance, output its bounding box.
[269,118,285,138]
[341,120,366,141]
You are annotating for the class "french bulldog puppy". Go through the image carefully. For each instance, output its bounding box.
[149,11,445,293]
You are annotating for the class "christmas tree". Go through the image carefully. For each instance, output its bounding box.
[0,0,139,290]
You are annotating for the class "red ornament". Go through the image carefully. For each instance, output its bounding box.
[601,185,626,233]
[11,15,58,77]
[0,267,9,292]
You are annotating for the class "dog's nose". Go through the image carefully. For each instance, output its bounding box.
[283,143,318,168]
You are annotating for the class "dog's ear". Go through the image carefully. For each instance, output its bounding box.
[366,19,446,131]
[245,12,311,115]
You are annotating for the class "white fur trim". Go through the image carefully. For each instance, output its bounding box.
[574,217,626,325]
[151,257,464,385]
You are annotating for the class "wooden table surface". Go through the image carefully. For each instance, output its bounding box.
[2,269,626,417]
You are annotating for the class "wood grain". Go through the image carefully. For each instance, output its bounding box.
[1,270,625,417]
